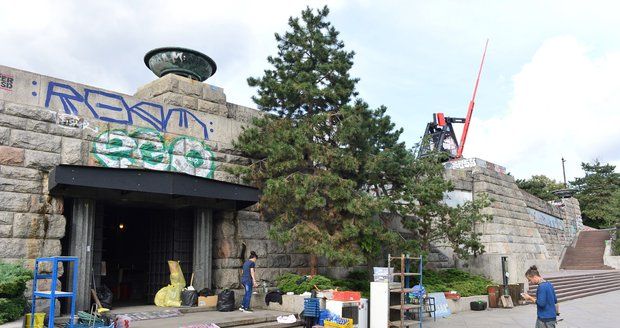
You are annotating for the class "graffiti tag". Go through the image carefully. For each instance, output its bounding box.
[45,81,213,139]
[0,73,14,91]
[92,128,216,178]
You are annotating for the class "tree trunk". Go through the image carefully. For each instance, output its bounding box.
[310,255,318,275]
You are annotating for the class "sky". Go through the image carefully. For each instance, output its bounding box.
[1,0,620,182]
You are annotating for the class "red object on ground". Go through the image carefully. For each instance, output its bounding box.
[444,291,461,300]
[333,291,361,301]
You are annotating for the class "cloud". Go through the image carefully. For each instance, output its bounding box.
[0,0,339,107]
[465,36,620,181]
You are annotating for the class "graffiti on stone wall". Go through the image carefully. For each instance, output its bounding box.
[444,158,507,174]
[0,72,14,91]
[92,128,216,178]
[45,81,214,139]
[527,208,564,230]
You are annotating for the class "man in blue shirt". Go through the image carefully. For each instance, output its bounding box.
[522,265,558,328]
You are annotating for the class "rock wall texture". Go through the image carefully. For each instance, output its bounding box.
[442,158,583,284]
[0,64,340,301]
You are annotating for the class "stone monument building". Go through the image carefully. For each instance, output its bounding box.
[0,59,583,313]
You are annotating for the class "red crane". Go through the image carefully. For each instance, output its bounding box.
[418,40,489,160]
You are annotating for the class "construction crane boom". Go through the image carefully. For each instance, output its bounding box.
[456,39,489,158]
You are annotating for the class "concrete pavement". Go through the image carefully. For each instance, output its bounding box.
[424,290,620,328]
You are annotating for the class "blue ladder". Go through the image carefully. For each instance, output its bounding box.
[31,256,79,328]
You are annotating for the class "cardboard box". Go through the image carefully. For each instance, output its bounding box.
[198,295,218,307]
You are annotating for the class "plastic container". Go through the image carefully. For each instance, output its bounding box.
[24,313,45,328]
[487,285,500,308]
[324,318,354,328]
[373,274,389,282]
[333,291,361,301]
[373,267,390,275]
[318,309,332,325]
[304,298,321,317]
[470,300,487,311]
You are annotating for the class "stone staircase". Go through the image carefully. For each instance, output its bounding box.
[560,230,614,270]
[527,271,620,302]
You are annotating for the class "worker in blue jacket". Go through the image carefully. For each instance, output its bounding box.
[522,265,559,328]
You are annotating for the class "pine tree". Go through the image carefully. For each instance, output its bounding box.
[571,161,620,228]
[234,6,490,269]
[247,6,358,119]
[516,175,565,201]
[400,151,491,257]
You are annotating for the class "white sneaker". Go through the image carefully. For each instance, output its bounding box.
[242,308,253,313]
[239,307,244,311]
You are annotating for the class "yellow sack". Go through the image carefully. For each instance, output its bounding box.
[168,260,186,287]
[154,260,186,307]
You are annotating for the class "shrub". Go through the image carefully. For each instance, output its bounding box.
[417,269,495,297]
[613,238,620,256]
[276,273,335,294]
[0,262,32,298]
[331,270,370,298]
[0,262,31,324]
[0,297,27,324]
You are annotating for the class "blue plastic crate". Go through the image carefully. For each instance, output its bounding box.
[303,298,321,317]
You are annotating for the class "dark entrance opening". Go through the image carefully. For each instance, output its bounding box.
[50,165,260,311]
[95,203,193,307]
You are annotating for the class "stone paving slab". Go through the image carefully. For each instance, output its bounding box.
[0,308,297,328]
[424,290,620,328]
[127,309,297,328]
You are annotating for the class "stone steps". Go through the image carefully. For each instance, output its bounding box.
[527,271,620,302]
[560,231,612,270]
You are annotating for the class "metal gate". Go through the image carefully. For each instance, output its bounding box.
[146,210,194,301]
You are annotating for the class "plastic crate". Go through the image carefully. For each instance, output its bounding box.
[318,309,331,325]
[324,318,353,328]
[332,291,361,301]
[304,298,321,317]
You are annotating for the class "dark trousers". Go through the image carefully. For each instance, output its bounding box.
[536,318,556,328]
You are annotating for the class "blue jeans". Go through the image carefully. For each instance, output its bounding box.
[242,280,253,309]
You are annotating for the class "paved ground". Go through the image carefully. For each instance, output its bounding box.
[3,289,617,327]
[126,309,296,328]
[424,290,620,328]
[0,307,296,328]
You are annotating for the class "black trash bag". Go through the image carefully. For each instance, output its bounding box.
[216,289,235,312]
[96,285,113,309]
[181,290,198,307]
[198,288,215,297]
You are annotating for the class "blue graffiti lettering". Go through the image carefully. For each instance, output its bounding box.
[45,81,211,139]
[45,82,84,115]
[84,89,132,124]
[128,101,165,132]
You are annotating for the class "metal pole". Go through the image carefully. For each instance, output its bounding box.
[501,256,508,293]
[562,157,567,188]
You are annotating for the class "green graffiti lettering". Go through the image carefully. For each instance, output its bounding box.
[92,128,215,178]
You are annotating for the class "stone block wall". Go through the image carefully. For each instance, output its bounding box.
[442,158,583,284]
[0,64,326,300]
[211,207,352,290]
